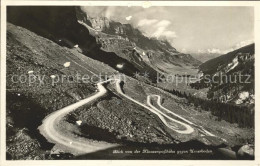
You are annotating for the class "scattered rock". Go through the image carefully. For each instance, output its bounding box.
[237,144,254,159]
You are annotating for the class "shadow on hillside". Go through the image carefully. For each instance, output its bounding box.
[7,6,158,82]
[6,93,55,150]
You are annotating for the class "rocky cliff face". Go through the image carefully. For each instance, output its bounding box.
[7,6,159,82]
[7,6,201,80]
[87,16,110,31]
[76,7,201,74]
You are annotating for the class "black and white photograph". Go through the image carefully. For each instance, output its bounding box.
[1,2,259,162]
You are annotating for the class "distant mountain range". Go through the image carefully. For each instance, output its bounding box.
[191,53,221,63]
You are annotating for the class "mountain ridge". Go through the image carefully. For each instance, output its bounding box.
[199,43,254,74]
[7,6,161,82]
[191,43,254,106]
[76,7,201,73]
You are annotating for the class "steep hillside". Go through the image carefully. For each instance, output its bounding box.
[6,6,254,160]
[7,22,185,159]
[7,6,158,82]
[191,44,254,105]
[7,22,252,159]
[199,44,254,75]
[76,7,201,74]
[6,22,114,159]
[8,6,201,78]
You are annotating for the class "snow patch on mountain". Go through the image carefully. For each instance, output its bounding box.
[226,56,239,72]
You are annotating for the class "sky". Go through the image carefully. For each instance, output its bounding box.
[81,6,254,54]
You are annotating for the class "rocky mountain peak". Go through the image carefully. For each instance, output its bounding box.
[87,16,110,31]
[76,8,201,72]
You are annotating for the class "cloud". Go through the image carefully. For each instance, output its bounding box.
[162,31,177,38]
[197,48,222,54]
[153,30,177,39]
[152,26,166,38]
[150,20,177,39]
[198,39,254,55]
[207,48,222,54]
[137,19,158,27]
[155,20,171,27]
[137,19,177,41]
[181,48,187,53]
[222,39,254,54]
[198,49,206,53]
[125,15,132,21]
[235,39,254,49]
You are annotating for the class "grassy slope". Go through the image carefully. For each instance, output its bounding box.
[116,77,254,145]
[6,23,115,159]
[6,23,254,159]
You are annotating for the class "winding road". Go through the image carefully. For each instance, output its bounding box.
[39,79,118,154]
[147,95,215,137]
[147,95,194,134]
[115,80,193,134]
[39,78,215,154]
